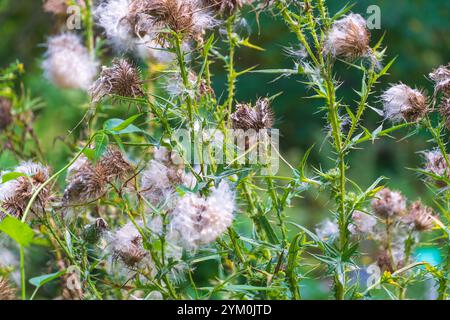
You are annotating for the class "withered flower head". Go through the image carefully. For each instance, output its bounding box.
[429,64,450,94]
[0,277,16,300]
[404,201,435,232]
[83,218,108,244]
[0,97,13,131]
[371,188,406,218]
[231,98,274,130]
[423,150,449,187]
[0,162,51,220]
[90,58,144,103]
[130,0,215,43]
[111,222,148,267]
[382,84,428,122]
[63,146,133,206]
[324,13,370,60]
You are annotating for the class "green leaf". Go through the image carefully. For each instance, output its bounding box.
[0,216,35,247]
[94,132,109,161]
[103,114,143,134]
[1,172,27,184]
[29,271,66,287]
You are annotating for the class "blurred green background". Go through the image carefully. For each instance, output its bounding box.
[0,0,449,298]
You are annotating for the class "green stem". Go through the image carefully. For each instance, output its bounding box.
[20,245,26,300]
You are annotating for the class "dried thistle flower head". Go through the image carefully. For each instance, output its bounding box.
[348,211,377,235]
[141,147,194,207]
[90,58,144,103]
[170,181,235,248]
[381,84,428,122]
[231,98,274,130]
[0,97,13,131]
[110,222,148,267]
[0,277,16,300]
[131,0,216,43]
[429,64,450,94]
[42,33,98,90]
[165,71,212,97]
[423,150,449,187]
[371,188,406,218]
[324,13,370,60]
[0,162,51,220]
[404,201,435,232]
[63,147,133,206]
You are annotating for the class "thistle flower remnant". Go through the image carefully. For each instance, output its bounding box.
[42,33,98,90]
[404,201,435,232]
[0,97,12,131]
[315,219,339,240]
[83,218,109,244]
[141,147,195,207]
[110,222,148,267]
[90,59,144,103]
[0,162,51,220]
[371,188,406,218]
[63,147,133,206]
[381,84,428,122]
[0,277,16,300]
[348,211,377,235]
[324,13,370,60]
[130,0,216,43]
[429,64,450,94]
[170,181,235,248]
[231,98,274,130]
[423,150,449,187]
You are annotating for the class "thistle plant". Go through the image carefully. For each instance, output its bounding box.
[0,0,449,301]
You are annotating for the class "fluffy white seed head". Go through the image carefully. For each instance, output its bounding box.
[324,13,370,60]
[315,219,339,240]
[94,0,137,52]
[170,181,235,248]
[42,33,98,90]
[348,211,377,235]
[381,84,428,122]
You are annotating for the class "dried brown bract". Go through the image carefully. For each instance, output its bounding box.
[0,277,16,300]
[382,84,429,122]
[63,147,133,206]
[404,201,435,232]
[90,58,144,103]
[231,98,274,130]
[0,97,13,131]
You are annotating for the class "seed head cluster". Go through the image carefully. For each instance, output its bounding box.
[324,13,370,60]
[371,188,406,218]
[381,84,428,122]
[231,98,274,130]
[0,277,16,300]
[42,33,98,90]
[0,162,51,220]
[170,181,235,248]
[90,58,144,103]
[63,146,133,206]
